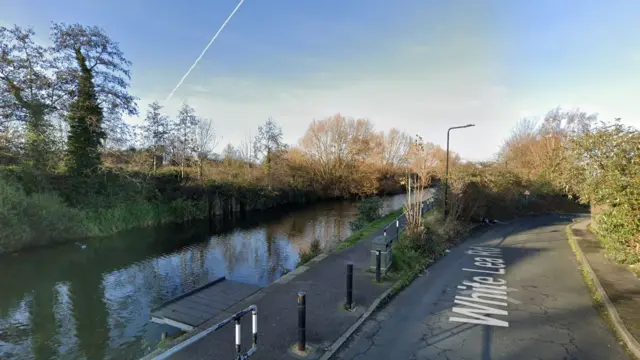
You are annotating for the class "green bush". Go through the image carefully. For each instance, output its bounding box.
[0,173,213,253]
[0,176,89,252]
[594,206,640,265]
[350,196,383,232]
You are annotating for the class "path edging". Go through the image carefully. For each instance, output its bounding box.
[318,281,398,360]
[567,220,640,359]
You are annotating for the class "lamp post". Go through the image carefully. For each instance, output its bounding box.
[444,124,475,217]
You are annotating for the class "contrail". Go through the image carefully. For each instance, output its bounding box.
[166,0,245,101]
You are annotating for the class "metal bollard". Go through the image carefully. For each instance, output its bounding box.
[235,317,241,357]
[252,308,258,348]
[297,291,306,352]
[396,219,399,239]
[346,263,353,310]
[375,250,381,283]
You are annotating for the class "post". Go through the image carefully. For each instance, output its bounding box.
[297,291,306,352]
[375,250,381,283]
[235,317,241,356]
[346,263,353,310]
[444,124,475,219]
[252,308,258,348]
[396,219,399,239]
[444,128,451,218]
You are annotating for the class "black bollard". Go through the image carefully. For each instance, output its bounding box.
[375,250,381,283]
[396,219,399,240]
[297,291,306,352]
[346,263,353,310]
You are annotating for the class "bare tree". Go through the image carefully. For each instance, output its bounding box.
[409,135,449,182]
[237,132,255,164]
[193,117,219,180]
[222,143,237,160]
[141,101,171,173]
[299,114,378,196]
[379,128,412,167]
[254,117,285,179]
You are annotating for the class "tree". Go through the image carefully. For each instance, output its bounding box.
[499,107,599,184]
[254,117,285,179]
[222,143,237,160]
[298,114,378,196]
[174,103,198,179]
[141,101,170,173]
[409,135,447,183]
[238,132,256,164]
[63,43,104,175]
[51,23,138,149]
[378,128,412,168]
[193,117,218,180]
[0,25,70,170]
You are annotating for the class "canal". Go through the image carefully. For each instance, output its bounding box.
[0,193,408,360]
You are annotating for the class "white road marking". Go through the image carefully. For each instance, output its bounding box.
[448,246,520,327]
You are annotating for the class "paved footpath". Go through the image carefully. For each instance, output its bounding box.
[145,206,418,360]
[333,215,631,360]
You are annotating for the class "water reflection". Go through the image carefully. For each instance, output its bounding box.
[0,194,407,360]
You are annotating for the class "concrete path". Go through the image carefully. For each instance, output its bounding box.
[332,215,631,360]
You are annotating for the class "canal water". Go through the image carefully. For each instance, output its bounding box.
[0,193,408,360]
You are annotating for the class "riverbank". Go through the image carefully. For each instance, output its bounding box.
[0,192,409,360]
[0,167,407,254]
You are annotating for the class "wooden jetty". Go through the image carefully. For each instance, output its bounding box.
[150,277,261,331]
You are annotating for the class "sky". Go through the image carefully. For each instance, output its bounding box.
[1,0,639,161]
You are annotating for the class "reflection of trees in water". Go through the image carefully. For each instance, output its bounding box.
[72,268,109,360]
[53,283,81,359]
[30,285,56,360]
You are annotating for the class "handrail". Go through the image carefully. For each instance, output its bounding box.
[383,197,434,235]
[153,305,258,360]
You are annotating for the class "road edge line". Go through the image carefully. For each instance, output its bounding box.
[566,220,640,360]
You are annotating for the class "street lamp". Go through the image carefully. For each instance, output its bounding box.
[444,124,475,217]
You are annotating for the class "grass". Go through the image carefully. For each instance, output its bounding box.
[389,244,434,294]
[0,175,209,254]
[336,209,404,250]
[565,224,639,360]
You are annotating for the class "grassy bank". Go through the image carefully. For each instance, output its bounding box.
[0,175,211,253]
[336,208,404,250]
[295,207,405,268]
[389,208,469,291]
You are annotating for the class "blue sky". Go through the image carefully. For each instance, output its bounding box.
[2,0,639,160]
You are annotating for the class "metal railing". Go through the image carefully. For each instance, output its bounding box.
[153,305,258,360]
[383,197,435,244]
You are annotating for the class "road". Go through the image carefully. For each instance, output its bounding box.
[332,215,631,360]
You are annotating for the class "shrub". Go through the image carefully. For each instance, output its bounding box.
[0,176,89,252]
[350,196,383,232]
[297,238,322,266]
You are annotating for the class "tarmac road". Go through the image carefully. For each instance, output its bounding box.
[332,215,630,360]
